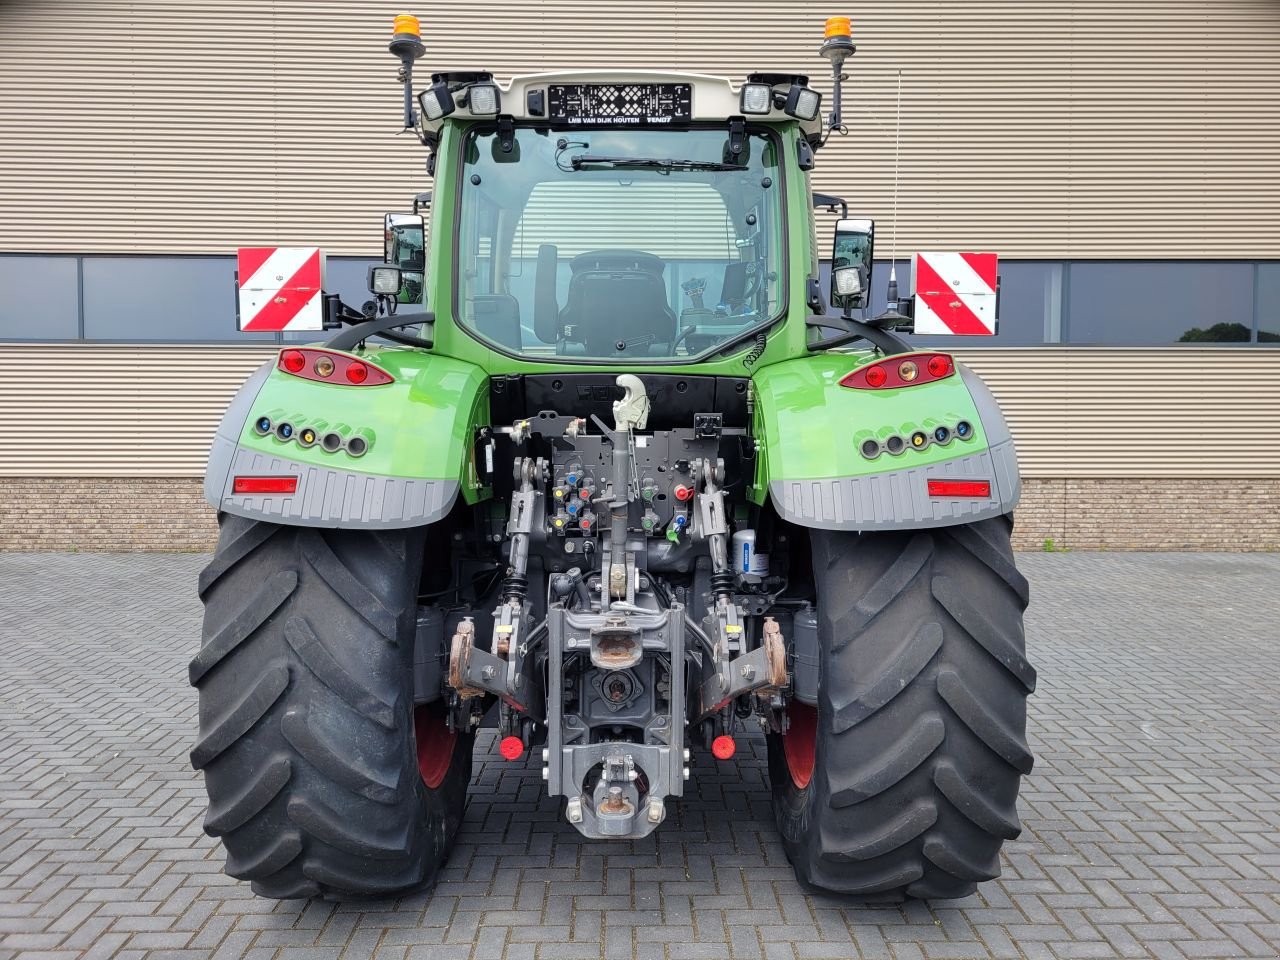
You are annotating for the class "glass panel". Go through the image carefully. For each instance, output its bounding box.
[1256,264,1280,344]
[457,126,784,361]
[0,256,80,340]
[1066,262,1254,345]
[83,257,276,342]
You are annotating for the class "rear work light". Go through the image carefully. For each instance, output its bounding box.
[927,479,991,498]
[841,353,955,390]
[233,476,298,494]
[277,348,393,386]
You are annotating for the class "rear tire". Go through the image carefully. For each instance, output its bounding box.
[190,514,472,900]
[769,515,1034,899]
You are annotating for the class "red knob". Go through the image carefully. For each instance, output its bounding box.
[674,484,694,502]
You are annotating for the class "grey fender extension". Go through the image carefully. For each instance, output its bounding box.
[770,364,1021,531]
[207,439,460,529]
[202,363,458,529]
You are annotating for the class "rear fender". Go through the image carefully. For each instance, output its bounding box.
[750,352,1019,530]
[204,347,488,528]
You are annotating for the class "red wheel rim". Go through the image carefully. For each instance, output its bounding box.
[414,705,457,789]
[783,702,817,789]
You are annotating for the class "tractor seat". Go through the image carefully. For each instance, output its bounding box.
[559,249,677,355]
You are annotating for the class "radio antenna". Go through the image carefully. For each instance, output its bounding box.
[890,69,902,271]
[875,69,912,329]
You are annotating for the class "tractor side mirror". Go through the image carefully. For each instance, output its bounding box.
[385,213,426,271]
[830,217,874,312]
[384,212,426,305]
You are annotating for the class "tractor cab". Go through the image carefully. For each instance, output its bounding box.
[375,68,841,365]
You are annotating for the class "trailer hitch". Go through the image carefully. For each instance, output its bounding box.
[447,612,546,722]
[695,615,788,720]
[446,455,547,722]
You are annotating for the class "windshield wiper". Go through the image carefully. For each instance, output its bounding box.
[569,155,747,173]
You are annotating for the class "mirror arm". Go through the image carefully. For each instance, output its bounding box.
[325,311,435,351]
[806,316,912,355]
[812,192,849,218]
[323,293,370,330]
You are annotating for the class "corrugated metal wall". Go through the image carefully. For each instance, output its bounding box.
[2,1,1278,258]
[2,344,1277,479]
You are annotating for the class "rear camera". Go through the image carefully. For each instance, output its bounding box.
[860,439,881,459]
[275,422,294,441]
[321,432,343,452]
[346,436,368,457]
[885,435,905,455]
[956,421,973,440]
[254,416,272,435]
[934,426,951,444]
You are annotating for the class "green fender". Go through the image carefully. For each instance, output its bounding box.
[204,345,489,528]
[749,352,1020,531]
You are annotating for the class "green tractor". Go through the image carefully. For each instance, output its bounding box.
[192,15,1033,901]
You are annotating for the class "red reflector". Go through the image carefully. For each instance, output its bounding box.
[711,735,737,761]
[927,479,991,498]
[233,476,298,494]
[498,736,524,760]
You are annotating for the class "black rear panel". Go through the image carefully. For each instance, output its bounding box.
[489,374,751,430]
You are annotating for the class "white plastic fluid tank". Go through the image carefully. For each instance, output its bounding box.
[731,529,770,580]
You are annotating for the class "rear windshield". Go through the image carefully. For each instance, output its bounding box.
[454,125,785,362]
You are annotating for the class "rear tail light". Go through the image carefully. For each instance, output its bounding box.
[842,353,955,390]
[927,479,991,498]
[233,476,298,494]
[927,354,952,378]
[277,349,392,386]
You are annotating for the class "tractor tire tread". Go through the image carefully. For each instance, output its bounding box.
[191,514,470,900]
[770,514,1032,900]
[285,615,398,729]
[203,756,292,837]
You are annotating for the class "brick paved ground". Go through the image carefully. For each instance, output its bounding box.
[2,552,1279,960]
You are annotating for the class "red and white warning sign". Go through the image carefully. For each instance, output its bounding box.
[236,247,327,332]
[911,252,998,336]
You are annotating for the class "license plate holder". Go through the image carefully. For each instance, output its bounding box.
[547,83,692,126]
